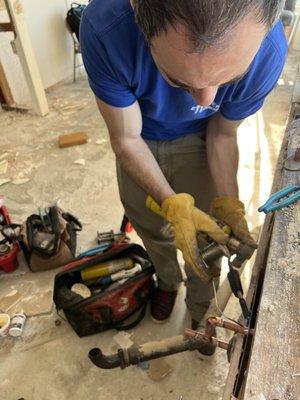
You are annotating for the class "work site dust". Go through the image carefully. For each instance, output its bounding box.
[0,1,299,400]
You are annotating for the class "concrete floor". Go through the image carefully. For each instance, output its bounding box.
[0,50,299,400]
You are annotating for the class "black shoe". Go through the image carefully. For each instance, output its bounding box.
[150,288,177,323]
[191,319,216,356]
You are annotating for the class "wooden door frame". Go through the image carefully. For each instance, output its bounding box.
[0,0,49,115]
[0,60,14,107]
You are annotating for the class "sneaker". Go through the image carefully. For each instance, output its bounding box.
[191,319,216,356]
[150,288,177,323]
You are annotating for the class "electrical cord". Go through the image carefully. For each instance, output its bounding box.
[200,252,244,327]
[212,279,244,327]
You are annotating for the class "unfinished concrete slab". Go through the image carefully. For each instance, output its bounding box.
[0,50,299,400]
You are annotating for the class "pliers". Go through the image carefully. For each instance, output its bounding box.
[258,184,300,213]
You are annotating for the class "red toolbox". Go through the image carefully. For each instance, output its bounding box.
[0,205,19,273]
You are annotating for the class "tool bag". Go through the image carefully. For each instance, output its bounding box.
[53,243,155,337]
[66,2,86,40]
[20,206,82,272]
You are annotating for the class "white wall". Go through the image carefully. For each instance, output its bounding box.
[0,0,87,107]
[0,9,31,105]
[22,0,74,89]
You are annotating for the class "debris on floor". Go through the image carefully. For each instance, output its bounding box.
[148,359,172,381]
[0,313,10,337]
[0,288,53,317]
[52,97,86,115]
[113,331,134,349]
[10,291,53,317]
[0,289,23,313]
[58,132,88,148]
[73,158,86,166]
[12,177,31,185]
[0,152,9,161]
[0,159,8,174]
[0,178,11,187]
[95,139,107,145]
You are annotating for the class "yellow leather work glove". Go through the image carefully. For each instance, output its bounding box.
[211,197,257,248]
[147,193,228,281]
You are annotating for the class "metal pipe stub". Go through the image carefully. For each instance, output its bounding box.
[89,335,209,369]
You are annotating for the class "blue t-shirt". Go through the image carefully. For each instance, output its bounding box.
[80,0,287,141]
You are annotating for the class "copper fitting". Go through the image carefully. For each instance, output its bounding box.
[205,317,254,336]
[185,328,208,342]
[184,328,229,351]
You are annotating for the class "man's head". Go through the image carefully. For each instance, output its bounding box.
[132,1,284,106]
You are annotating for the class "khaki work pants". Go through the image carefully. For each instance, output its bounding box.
[116,133,218,321]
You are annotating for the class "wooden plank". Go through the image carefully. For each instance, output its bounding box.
[222,217,274,400]
[0,22,14,32]
[222,124,290,400]
[0,60,14,106]
[243,117,300,399]
[223,96,299,398]
[4,0,49,116]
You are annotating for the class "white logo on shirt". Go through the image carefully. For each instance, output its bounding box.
[191,102,220,114]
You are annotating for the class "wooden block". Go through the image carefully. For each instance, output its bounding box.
[58,132,87,148]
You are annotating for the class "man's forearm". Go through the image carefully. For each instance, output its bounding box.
[96,99,174,204]
[206,115,240,198]
[112,136,175,204]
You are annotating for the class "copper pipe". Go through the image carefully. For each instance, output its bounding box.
[184,328,229,351]
[211,336,229,350]
[206,317,254,336]
[185,328,208,342]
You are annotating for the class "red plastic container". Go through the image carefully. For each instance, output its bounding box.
[0,205,19,273]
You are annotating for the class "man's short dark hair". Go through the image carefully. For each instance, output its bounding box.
[133,0,285,51]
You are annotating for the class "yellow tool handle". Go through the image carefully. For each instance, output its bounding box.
[146,196,166,218]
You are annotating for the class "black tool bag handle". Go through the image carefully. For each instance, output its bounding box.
[26,210,60,257]
[114,303,148,331]
[62,212,82,232]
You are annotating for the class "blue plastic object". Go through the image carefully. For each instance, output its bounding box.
[78,242,111,258]
[258,184,300,213]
